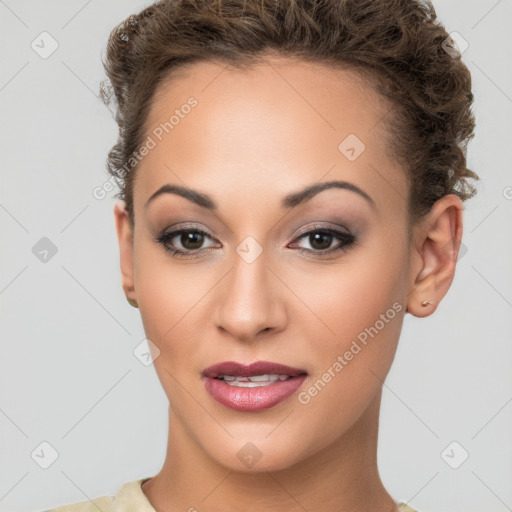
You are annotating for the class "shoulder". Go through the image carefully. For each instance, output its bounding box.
[398,503,420,512]
[42,495,114,512]
[40,476,156,512]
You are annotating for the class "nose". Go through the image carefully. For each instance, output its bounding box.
[212,251,287,342]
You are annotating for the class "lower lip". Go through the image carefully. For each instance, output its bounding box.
[204,375,307,412]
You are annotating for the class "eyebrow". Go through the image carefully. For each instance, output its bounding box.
[144,180,377,211]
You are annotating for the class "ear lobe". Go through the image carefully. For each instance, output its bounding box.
[406,194,464,318]
[113,200,136,303]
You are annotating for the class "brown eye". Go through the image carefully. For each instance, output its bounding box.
[155,226,217,258]
[180,231,205,250]
[292,225,357,256]
[307,232,333,251]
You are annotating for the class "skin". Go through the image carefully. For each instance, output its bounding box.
[113,55,463,512]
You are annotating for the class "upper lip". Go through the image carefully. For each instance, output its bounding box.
[202,361,308,379]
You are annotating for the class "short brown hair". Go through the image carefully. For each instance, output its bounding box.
[100,0,479,227]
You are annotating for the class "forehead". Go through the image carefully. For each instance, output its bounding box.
[135,56,407,216]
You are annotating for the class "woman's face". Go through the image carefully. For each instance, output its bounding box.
[119,56,417,471]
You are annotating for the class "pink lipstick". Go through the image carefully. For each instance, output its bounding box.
[202,361,308,412]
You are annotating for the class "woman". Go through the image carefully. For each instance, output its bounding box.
[45,0,479,510]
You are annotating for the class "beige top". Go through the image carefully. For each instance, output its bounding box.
[43,476,419,512]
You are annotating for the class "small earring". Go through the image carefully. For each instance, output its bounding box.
[421,300,433,307]
[126,296,138,308]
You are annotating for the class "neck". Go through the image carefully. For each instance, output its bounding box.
[142,388,397,512]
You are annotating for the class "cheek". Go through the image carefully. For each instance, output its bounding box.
[132,239,205,364]
[298,268,404,392]
[293,233,407,347]
[293,232,407,399]
[292,270,405,453]
[134,261,206,408]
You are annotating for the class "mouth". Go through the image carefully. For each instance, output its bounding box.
[202,360,308,379]
[214,374,294,387]
[202,361,308,411]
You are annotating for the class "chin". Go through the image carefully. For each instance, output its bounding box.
[199,431,311,474]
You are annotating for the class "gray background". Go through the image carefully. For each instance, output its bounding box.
[1,1,511,511]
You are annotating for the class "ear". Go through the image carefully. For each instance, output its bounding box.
[113,200,137,304]
[406,194,464,318]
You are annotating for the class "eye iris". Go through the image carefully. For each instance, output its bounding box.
[310,232,332,250]
[182,231,204,250]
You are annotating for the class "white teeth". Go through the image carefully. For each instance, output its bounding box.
[226,381,273,387]
[248,374,279,382]
[217,374,291,387]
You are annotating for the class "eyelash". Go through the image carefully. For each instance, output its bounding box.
[155,224,357,259]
